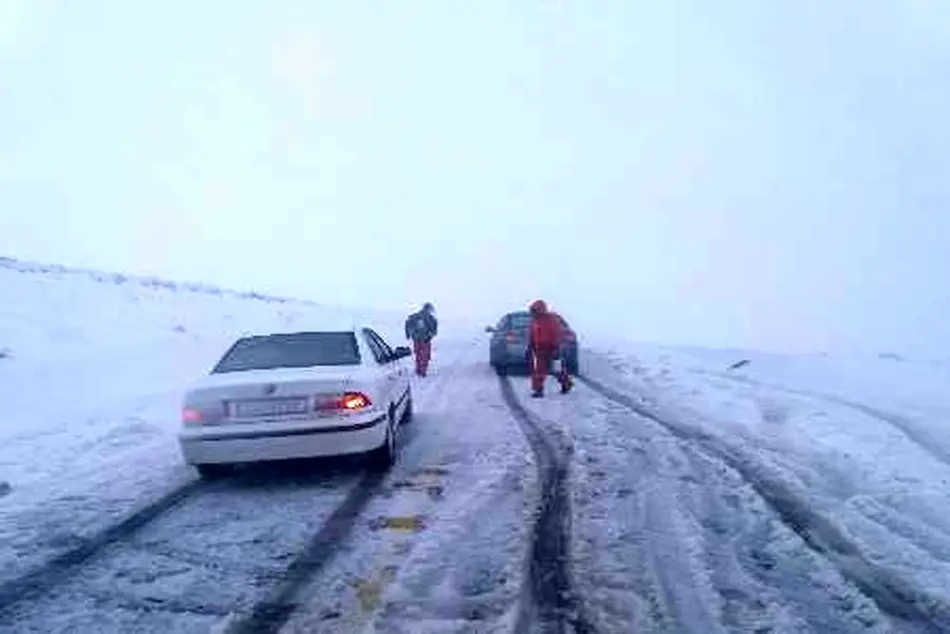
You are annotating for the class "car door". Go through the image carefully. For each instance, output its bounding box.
[389,335,411,396]
[371,330,410,408]
[360,329,395,411]
[362,328,402,415]
[378,330,412,407]
[490,315,509,360]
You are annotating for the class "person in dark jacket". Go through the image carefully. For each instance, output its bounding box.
[405,302,438,377]
[528,299,572,397]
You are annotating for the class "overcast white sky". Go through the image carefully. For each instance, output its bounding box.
[1,1,949,355]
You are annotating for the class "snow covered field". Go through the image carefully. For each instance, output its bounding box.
[3,257,950,633]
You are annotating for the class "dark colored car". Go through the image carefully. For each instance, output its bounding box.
[485,311,579,376]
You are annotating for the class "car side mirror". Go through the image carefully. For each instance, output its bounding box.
[392,346,412,360]
[485,326,495,333]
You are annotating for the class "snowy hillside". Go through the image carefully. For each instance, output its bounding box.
[0,256,403,360]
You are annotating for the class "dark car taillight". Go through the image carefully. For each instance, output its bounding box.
[505,330,525,343]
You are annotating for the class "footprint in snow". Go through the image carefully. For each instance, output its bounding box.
[0,481,10,497]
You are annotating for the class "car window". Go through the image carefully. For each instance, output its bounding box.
[360,329,386,364]
[211,331,361,373]
[367,329,395,360]
[377,332,396,356]
[362,328,395,364]
[507,313,532,330]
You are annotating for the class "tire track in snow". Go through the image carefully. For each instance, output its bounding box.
[217,469,386,634]
[573,409,722,630]
[219,339,481,634]
[499,377,597,634]
[1,340,476,632]
[579,374,950,634]
[0,468,377,633]
[572,388,886,632]
[0,479,206,619]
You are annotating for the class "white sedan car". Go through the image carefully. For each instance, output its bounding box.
[178,326,413,478]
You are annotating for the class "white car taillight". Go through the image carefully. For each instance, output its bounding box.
[182,407,203,424]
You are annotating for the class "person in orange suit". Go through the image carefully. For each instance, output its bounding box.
[528,299,573,397]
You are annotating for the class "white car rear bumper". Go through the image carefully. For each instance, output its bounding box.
[178,413,388,465]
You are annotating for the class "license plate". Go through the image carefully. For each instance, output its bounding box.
[232,398,308,418]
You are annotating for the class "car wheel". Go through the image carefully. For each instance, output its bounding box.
[494,363,508,376]
[566,354,580,376]
[367,414,396,472]
[401,390,414,424]
[195,463,231,479]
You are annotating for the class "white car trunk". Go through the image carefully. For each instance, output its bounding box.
[184,366,369,424]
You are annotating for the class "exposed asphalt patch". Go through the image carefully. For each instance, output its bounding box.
[220,469,387,634]
[499,377,597,634]
[579,374,950,634]
[0,479,206,622]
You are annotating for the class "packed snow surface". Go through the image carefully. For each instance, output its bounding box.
[568,339,950,632]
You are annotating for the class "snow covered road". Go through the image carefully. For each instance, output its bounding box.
[5,257,950,633]
[8,337,950,633]
[554,346,950,634]
[7,333,950,633]
[0,339,538,634]
[271,341,534,634]
[498,377,594,634]
[1,468,369,633]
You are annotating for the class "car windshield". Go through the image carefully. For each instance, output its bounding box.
[211,331,361,373]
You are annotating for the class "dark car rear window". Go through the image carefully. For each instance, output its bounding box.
[211,331,361,373]
[503,312,571,330]
[507,313,532,329]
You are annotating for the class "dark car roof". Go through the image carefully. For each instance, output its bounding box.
[499,311,571,329]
